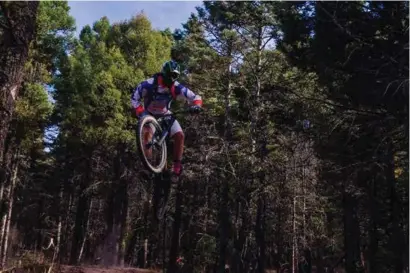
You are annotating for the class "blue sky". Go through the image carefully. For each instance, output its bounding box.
[67,1,202,36]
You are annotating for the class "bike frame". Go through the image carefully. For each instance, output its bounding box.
[155,113,176,147]
[144,108,195,149]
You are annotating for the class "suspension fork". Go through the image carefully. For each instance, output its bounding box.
[155,115,175,146]
[146,130,168,149]
[156,130,169,146]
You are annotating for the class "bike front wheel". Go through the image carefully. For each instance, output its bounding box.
[136,115,167,174]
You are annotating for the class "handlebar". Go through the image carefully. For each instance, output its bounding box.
[137,106,204,120]
[163,106,203,117]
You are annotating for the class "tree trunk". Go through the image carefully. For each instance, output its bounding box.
[367,177,378,273]
[103,184,117,266]
[69,158,92,265]
[124,217,139,266]
[115,147,128,267]
[255,195,265,273]
[50,184,63,268]
[0,1,39,162]
[0,133,13,210]
[224,43,233,141]
[0,1,38,260]
[117,179,128,267]
[217,180,230,273]
[103,147,129,267]
[0,133,17,259]
[35,198,44,251]
[249,27,263,155]
[219,33,233,273]
[166,185,183,273]
[77,199,93,264]
[125,199,149,267]
[343,183,363,273]
[0,199,7,265]
[385,139,404,273]
[0,156,18,268]
[61,185,73,264]
[69,191,90,265]
[274,176,286,271]
[292,197,297,273]
[59,146,74,264]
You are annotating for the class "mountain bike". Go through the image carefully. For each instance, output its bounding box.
[135,106,201,219]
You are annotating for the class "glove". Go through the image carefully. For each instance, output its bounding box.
[135,105,145,117]
[189,105,201,113]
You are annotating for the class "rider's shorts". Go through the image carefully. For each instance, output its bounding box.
[169,119,182,137]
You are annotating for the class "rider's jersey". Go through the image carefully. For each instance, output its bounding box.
[131,74,202,116]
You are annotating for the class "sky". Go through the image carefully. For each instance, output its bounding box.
[67,1,202,36]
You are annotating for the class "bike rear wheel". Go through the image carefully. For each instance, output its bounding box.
[136,115,167,173]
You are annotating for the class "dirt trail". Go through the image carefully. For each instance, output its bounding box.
[57,265,159,273]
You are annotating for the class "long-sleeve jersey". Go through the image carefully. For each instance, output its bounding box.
[131,74,202,116]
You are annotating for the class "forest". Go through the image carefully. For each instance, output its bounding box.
[0,1,408,273]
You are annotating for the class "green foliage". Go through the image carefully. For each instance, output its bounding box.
[15,83,52,122]
[107,13,173,76]
[33,1,76,74]
[13,83,52,151]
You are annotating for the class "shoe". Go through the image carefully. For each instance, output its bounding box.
[172,161,183,175]
[171,161,183,182]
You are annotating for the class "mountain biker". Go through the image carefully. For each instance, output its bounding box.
[131,60,202,179]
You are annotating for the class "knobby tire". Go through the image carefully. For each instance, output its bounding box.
[136,115,167,174]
